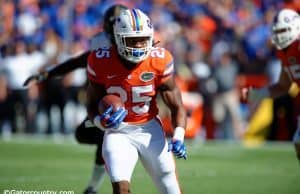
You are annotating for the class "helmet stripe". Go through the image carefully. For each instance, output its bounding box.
[132,9,141,31]
[135,9,143,31]
[129,10,136,31]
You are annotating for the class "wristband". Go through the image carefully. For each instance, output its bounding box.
[173,127,185,142]
[93,115,105,131]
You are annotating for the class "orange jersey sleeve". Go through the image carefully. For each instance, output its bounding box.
[150,47,175,86]
[87,48,113,85]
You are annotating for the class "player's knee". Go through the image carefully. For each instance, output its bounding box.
[152,170,181,194]
[112,181,131,194]
[75,119,102,144]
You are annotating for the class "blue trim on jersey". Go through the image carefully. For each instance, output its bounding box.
[166,61,174,68]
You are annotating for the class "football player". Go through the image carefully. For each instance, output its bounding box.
[243,9,300,164]
[23,4,128,194]
[86,8,187,194]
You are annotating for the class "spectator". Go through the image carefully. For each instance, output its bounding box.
[210,41,246,139]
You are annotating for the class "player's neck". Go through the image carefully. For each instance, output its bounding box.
[119,56,140,70]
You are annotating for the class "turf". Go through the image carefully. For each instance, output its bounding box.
[0,136,299,194]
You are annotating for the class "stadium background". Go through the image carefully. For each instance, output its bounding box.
[0,0,300,193]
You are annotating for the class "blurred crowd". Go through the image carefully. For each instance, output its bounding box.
[0,0,299,140]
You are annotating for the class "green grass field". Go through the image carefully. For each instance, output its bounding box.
[0,135,299,194]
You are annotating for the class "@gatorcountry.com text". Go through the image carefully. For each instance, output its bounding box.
[3,190,74,194]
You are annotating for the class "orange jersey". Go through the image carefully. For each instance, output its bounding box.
[87,46,174,124]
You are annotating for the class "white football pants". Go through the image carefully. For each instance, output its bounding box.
[102,118,182,194]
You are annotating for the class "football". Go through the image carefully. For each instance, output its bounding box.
[98,94,124,114]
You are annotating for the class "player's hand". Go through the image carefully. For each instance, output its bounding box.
[23,72,48,87]
[99,105,127,129]
[168,139,187,160]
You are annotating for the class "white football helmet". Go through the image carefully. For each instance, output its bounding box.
[113,9,154,63]
[271,9,300,50]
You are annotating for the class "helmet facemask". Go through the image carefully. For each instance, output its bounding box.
[118,35,152,63]
[114,9,154,63]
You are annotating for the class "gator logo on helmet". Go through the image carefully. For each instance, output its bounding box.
[140,72,154,82]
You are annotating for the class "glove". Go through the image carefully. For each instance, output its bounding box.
[94,105,127,130]
[103,106,127,128]
[168,126,187,159]
[168,140,187,160]
[23,72,48,86]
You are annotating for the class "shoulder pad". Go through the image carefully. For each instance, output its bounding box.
[90,32,112,51]
[150,47,174,75]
